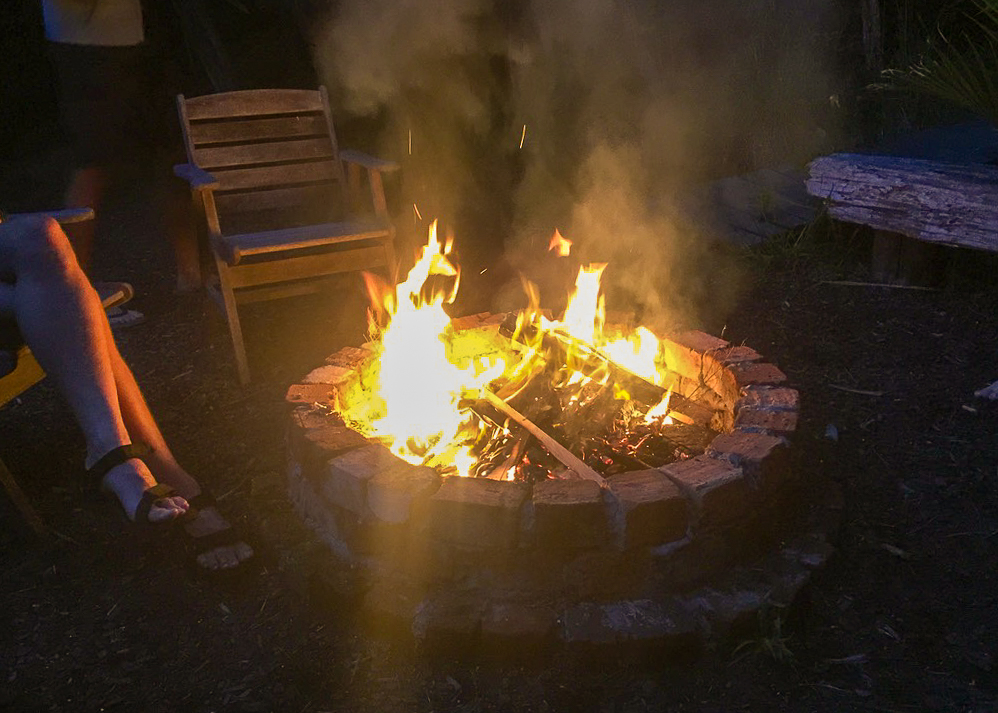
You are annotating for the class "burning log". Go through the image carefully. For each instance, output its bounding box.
[482,389,607,486]
[500,314,665,408]
[483,429,532,480]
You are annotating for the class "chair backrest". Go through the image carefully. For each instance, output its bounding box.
[177,87,348,233]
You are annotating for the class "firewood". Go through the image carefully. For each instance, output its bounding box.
[482,389,607,486]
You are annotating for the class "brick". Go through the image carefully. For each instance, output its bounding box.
[729,361,787,388]
[706,431,789,488]
[302,364,353,385]
[738,386,799,412]
[321,443,407,515]
[734,408,799,436]
[559,599,698,644]
[324,345,371,369]
[669,330,729,353]
[367,465,441,523]
[285,382,336,405]
[425,477,529,550]
[481,603,556,649]
[414,592,485,650]
[531,479,606,549]
[288,408,369,477]
[659,341,704,384]
[712,345,761,364]
[607,469,688,547]
[660,455,751,528]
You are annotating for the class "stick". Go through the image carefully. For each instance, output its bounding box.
[485,430,531,480]
[829,384,884,397]
[482,390,607,486]
[820,280,940,291]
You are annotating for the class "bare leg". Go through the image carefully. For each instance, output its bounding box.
[98,309,252,569]
[62,167,105,273]
[0,216,183,522]
[162,180,202,293]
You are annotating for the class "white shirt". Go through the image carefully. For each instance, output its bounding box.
[42,0,144,47]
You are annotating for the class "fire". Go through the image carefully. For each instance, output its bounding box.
[339,222,673,479]
[548,229,572,257]
[343,221,506,474]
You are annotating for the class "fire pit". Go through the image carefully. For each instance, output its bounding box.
[284,224,839,651]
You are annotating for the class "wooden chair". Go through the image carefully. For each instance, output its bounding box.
[174,87,399,383]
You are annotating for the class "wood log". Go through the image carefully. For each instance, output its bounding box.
[807,153,998,253]
[482,390,607,486]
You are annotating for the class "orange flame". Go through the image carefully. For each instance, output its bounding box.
[548,229,572,257]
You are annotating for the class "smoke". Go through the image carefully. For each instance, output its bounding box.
[313,0,843,325]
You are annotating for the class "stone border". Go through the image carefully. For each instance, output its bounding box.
[285,314,837,649]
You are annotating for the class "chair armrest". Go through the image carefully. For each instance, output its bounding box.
[4,208,94,225]
[173,163,220,190]
[339,150,400,173]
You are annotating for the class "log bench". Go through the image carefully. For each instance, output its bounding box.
[806,153,998,284]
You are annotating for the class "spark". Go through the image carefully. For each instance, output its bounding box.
[519,124,527,149]
[408,130,412,155]
[413,204,422,220]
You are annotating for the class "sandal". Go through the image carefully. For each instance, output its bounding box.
[87,443,182,524]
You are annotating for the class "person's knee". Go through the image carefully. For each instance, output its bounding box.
[4,216,83,283]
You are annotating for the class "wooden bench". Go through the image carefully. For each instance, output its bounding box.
[807,153,998,284]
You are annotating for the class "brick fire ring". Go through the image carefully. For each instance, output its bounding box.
[285,314,840,652]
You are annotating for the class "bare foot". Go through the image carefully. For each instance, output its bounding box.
[182,502,255,570]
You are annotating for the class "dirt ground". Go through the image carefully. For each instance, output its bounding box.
[2,170,998,713]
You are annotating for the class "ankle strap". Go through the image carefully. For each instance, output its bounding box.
[88,442,152,483]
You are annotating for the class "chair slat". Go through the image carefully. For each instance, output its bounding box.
[211,161,340,192]
[184,89,324,120]
[213,184,338,216]
[188,114,329,145]
[193,137,335,170]
[221,217,392,259]
[226,246,390,289]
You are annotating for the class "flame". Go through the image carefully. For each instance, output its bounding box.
[341,224,675,478]
[341,221,505,474]
[548,229,572,257]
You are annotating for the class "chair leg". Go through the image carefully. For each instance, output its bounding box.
[381,235,398,283]
[0,455,47,537]
[215,259,252,385]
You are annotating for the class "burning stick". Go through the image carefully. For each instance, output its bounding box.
[484,429,532,480]
[482,389,607,486]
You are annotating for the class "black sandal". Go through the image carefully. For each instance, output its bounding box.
[87,443,180,524]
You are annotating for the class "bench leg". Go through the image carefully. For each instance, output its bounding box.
[871,229,948,286]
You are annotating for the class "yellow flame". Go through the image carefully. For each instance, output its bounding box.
[342,221,505,473]
[548,229,572,257]
[341,223,676,478]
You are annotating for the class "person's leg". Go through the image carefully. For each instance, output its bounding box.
[97,308,252,569]
[0,216,184,522]
[62,167,105,273]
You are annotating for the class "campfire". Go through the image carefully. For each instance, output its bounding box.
[328,221,717,486]
[284,221,831,650]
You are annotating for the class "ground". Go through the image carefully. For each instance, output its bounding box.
[2,175,998,713]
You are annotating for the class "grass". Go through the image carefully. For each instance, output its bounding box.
[732,607,796,665]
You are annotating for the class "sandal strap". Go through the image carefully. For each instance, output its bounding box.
[88,442,152,484]
[133,482,178,524]
[185,491,217,510]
